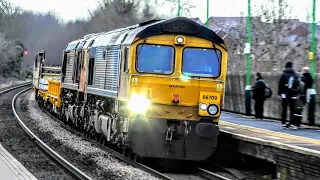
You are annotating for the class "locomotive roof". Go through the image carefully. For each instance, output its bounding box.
[64,17,226,51]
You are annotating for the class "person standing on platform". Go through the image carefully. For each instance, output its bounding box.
[252,72,266,120]
[301,67,313,104]
[291,78,305,128]
[278,62,300,129]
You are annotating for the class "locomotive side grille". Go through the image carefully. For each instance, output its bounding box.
[64,52,74,83]
[105,45,120,92]
[94,47,107,89]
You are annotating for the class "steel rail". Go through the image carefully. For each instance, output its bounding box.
[12,87,93,180]
[41,101,174,180]
[198,168,232,180]
[11,86,230,180]
[0,82,31,94]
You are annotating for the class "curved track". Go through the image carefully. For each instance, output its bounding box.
[11,85,233,180]
[198,168,232,180]
[12,87,92,180]
[39,108,231,180]
[0,83,76,179]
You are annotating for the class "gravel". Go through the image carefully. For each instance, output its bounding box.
[18,90,161,180]
[0,78,30,91]
[0,86,75,180]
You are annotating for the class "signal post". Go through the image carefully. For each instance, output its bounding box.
[244,0,252,116]
[308,0,317,126]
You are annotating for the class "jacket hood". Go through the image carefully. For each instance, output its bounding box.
[283,67,295,74]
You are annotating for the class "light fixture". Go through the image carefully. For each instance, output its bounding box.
[176,36,184,44]
[199,103,207,110]
[207,104,219,115]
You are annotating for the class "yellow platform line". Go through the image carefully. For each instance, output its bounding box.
[219,120,320,146]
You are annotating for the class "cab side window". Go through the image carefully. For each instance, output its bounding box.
[124,47,129,72]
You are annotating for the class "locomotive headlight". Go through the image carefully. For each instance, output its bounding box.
[176,36,184,44]
[128,94,151,113]
[207,104,219,115]
[199,103,207,110]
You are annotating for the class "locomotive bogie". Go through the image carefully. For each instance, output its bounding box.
[128,117,218,160]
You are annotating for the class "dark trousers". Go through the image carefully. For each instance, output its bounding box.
[292,109,303,127]
[281,97,296,125]
[254,99,264,119]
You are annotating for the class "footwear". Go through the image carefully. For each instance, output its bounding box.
[281,124,287,129]
[290,125,298,130]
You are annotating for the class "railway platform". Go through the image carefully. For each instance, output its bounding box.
[216,111,320,180]
[0,143,37,180]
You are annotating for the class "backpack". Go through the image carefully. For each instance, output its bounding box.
[286,73,300,92]
[259,79,272,98]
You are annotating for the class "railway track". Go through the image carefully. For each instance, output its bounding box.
[0,83,76,179]
[198,168,233,180]
[12,86,92,180]
[165,167,233,180]
[12,86,233,180]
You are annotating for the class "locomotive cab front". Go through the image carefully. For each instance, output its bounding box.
[124,17,228,161]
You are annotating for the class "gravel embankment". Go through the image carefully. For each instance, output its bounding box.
[0,87,75,180]
[18,90,161,180]
[0,77,30,91]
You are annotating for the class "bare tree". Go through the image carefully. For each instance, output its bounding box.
[220,0,316,73]
[0,0,21,39]
[164,0,196,17]
[85,0,158,33]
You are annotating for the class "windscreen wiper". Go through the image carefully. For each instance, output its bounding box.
[136,39,147,61]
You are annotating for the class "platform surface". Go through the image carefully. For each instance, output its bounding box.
[0,143,37,180]
[219,112,320,154]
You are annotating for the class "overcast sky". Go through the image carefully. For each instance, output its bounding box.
[8,0,320,23]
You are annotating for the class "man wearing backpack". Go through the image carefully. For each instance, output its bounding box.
[252,72,271,120]
[278,62,300,129]
[291,78,305,128]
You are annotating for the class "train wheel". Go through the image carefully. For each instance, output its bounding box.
[133,154,138,162]
[95,134,101,142]
[127,150,132,159]
[99,136,104,144]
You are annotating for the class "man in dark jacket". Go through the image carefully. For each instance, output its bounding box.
[252,72,266,120]
[301,67,314,104]
[278,62,300,129]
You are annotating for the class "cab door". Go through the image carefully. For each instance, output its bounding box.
[79,49,88,92]
[33,55,40,88]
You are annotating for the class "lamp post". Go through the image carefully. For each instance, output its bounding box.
[177,0,181,17]
[206,0,209,28]
[244,0,252,116]
[308,0,317,126]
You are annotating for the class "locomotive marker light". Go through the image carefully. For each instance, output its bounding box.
[199,103,208,110]
[177,36,184,43]
[128,94,151,114]
[174,35,186,45]
[24,49,28,55]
